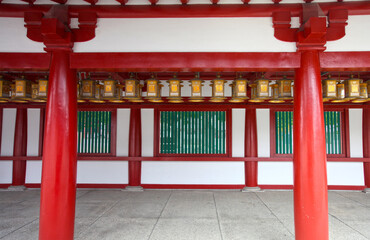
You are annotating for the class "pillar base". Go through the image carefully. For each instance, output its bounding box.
[363,188,370,193]
[241,186,261,192]
[8,185,27,191]
[124,186,144,192]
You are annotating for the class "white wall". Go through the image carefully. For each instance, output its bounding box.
[1,14,370,53]
[232,109,245,158]
[0,109,16,183]
[25,109,42,184]
[142,109,154,157]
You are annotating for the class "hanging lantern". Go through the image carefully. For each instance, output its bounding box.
[331,83,347,103]
[229,74,248,103]
[81,77,96,100]
[322,75,338,102]
[90,83,105,103]
[269,84,284,103]
[103,76,124,103]
[189,73,204,102]
[345,75,360,99]
[77,82,85,103]
[12,75,31,102]
[31,76,48,102]
[352,82,369,103]
[0,76,11,102]
[278,77,293,99]
[210,74,225,102]
[368,80,370,98]
[146,74,163,103]
[249,76,270,103]
[125,73,143,102]
[167,74,183,103]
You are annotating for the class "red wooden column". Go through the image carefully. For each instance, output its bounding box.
[38,50,78,240]
[127,107,143,191]
[363,108,370,193]
[242,108,260,192]
[293,49,328,240]
[10,108,27,190]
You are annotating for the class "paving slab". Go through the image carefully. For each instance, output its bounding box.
[335,191,370,206]
[220,218,294,240]
[149,218,222,240]
[0,217,37,239]
[161,191,217,219]
[77,217,156,240]
[102,201,166,219]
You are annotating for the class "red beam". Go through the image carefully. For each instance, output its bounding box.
[0,2,369,18]
[1,52,369,71]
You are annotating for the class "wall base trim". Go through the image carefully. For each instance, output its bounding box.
[0,183,364,191]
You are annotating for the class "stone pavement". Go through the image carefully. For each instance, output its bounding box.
[0,189,369,240]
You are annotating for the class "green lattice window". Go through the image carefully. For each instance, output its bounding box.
[275,111,341,154]
[160,111,226,154]
[77,111,111,154]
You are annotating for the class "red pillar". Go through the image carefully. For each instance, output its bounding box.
[39,50,77,240]
[243,108,260,191]
[127,107,142,189]
[363,108,370,192]
[11,108,27,187]
[293,50,328,240]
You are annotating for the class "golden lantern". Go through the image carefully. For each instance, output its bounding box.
[322,75,337,102]
[145,75,163,103]
[90,83,105,103]
[345,76,360,99]
[210,74,225,102]
[352,82,369,103]
[102,77,124,103]
[167,74,183,103]
[81,77,96,100]
[249,76,270,103]
[189,73,204,102]
[229,74,249,103]
[77,82,85,103]
[331,83,347,103]
[269,83,284,103]
[278,77,293,99]
[125,73,143,102]
[368,80,370,98]
[12,76,31,102]
[31,76,48,102]
[0,76,11,102]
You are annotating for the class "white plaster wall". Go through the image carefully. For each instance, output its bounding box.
[116,108,130,156]
[327,162,364,186]
[77,161,128,184]
[142,161,244,184]
[256,109,270,158]
[25,109,42,184]
[0,109,16,183]
[258,162,293,185]
[75,108,130,184]
[349,109,363,158]
[232,108,245,158]
[142,109,154,157]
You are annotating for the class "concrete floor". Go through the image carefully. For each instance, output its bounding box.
[0,189,369,240]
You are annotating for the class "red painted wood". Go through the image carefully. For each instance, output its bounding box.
[259,185,365,190]
[110,110,117,156]
[12,108,27,186]
[294,50,328,240]
[39,51,77,240]
[227,109,232,157]
[245,108,258,187]
[128,107,142,186]
[345,109,351,158]
[363,108,370,188]
[1,2,369,18]
[1,52,370,71]
[0,109,2,159]
[153,108,159,157]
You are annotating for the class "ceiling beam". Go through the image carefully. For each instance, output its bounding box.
[0,2,369,18]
